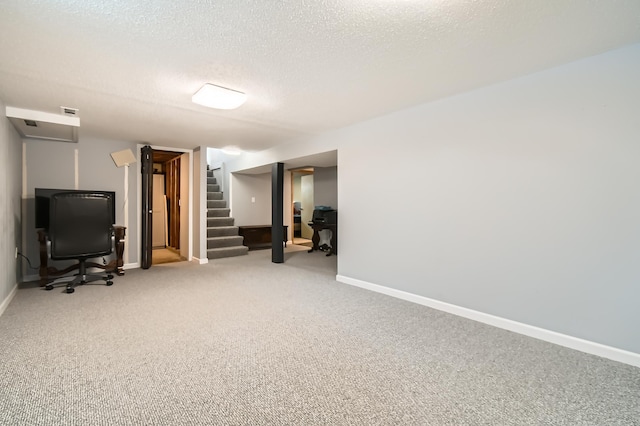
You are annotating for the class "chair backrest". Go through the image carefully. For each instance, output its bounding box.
[49,192,114,260]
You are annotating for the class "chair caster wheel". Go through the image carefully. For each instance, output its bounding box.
[106,281,113,286]
[107,274,114,280]
[66,288,75,294]
[45,285,53,291]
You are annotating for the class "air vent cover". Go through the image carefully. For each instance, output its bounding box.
[60,106,79,116]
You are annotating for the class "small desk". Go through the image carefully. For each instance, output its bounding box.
[308,222,337,256]
[38,226,126,286]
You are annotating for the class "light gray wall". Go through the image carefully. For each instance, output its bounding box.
[337,43,640,353]
[0,100,23,310]
[223,43,640,354]
[227,170,295,241]
[230,172,272,226]
[23,137,139,274]
[313,166,338,210]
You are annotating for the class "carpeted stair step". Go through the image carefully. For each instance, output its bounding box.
[207,226,240,238]
[207,245,249,259]
[208,217,235,227]
[207,236,244,249]
[204,167,244,260]
[207,208,230,218]
[207,200,227,208]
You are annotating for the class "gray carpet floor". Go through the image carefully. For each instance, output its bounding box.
[1,247,639,425]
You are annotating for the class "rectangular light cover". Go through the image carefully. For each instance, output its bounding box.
[192,84,247,110]
[110,149,137,167]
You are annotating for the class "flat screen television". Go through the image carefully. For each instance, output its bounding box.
[35,188,116,230]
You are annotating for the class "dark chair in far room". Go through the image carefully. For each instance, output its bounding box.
[46,192,115,294]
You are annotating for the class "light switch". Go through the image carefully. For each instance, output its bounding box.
[251,197,255,203]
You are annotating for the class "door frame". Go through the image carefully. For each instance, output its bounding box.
[136,144,193,265]
[290,168,314,244]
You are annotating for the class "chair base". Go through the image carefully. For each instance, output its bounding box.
[44,259,114,294]
[45,273,113,293]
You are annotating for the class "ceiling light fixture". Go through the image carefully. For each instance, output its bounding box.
[192,83,247,110]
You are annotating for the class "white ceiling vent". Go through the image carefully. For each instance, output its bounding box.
[5,106,80,143]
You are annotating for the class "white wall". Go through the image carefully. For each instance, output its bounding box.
[230,172,272,226]
[223,43,640,357]
[192,147,208,262]
[226,168,293,241]
[0,101,23,314]
[207,148,239,203]
[225,139,340,176]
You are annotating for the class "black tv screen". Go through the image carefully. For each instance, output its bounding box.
[35,188,116,229]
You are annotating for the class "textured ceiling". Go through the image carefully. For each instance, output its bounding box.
[1,0,640,152]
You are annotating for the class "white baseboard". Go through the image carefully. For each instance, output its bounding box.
[0,284,18,318]
[192,257,209,265]
[123,262,139,270]
[336,274,640,368]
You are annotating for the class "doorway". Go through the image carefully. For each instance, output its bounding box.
[291,168,314,246]
[144,149,190,266]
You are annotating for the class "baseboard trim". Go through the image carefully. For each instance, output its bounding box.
[192,257,209,265]
[123,263,139,270]
[336,274,640,368]
[0,284,18,318]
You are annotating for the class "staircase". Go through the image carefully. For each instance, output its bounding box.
[206,169,249,260]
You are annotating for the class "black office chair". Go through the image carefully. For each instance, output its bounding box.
[45,192,115,294]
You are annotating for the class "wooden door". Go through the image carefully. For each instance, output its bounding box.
[152,174,167,248]
[165,156,180,249]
